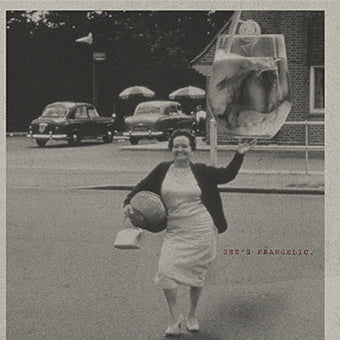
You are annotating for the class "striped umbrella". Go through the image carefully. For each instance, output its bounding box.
[168,86,206,100]
[118,86,155,100]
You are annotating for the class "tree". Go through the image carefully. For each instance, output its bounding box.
[6,10,233,131]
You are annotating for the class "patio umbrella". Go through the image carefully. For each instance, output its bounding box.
[118,86,155,100]
[168,86,206,100]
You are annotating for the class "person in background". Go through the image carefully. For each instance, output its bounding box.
[195,105,207,138]
[123,129,256,336]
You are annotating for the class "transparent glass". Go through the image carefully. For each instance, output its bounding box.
[208,34,292,138]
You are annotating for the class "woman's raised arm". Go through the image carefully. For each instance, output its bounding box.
[207,139,257,184]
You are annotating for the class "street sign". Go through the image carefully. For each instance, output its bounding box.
[93,52,106,61]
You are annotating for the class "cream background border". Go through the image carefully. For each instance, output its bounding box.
[1,1,338,339]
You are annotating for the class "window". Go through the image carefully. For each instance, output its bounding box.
[42,105,68,117]
[135,104,161,115]
[75,106,88,119]
[88,106,99,118]
[164,105,178,115]
[310,66,324,114]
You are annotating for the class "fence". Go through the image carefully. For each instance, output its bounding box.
[209,120,324,174]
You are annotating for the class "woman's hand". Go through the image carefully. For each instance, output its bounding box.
[237,138,257,154]
[123,204,134,217]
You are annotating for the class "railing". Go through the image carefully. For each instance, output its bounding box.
[209,120,324,174]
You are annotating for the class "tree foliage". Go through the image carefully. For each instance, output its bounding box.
[7,10,233,130]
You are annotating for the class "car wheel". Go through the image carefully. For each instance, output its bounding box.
[68,132,81,146]
[130,137,139,145]
[103,130,113,143]
[36,139,48,147]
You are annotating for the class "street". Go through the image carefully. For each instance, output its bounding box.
[7,136,324,190]
[6,137,324,339]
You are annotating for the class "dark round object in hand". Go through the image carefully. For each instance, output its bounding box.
[129,191,167,233]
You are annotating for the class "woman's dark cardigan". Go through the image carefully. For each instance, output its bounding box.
[124,152,244,234]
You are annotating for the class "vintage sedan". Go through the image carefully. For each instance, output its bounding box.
[123,100,196,145]
[27,101,116,147]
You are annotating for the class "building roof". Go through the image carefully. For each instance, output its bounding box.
[190,11,324,76]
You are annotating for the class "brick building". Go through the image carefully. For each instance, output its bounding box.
[190,11,324,145]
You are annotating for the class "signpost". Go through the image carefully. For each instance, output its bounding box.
[93,52,106,61]
[75,32,106,108]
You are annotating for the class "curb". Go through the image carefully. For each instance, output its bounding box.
[118,143,324,153]
[6,132,130,140]
[75,184,324,195]
[8,132,324,152]
[239,170,324,175]
[6,132,27,136]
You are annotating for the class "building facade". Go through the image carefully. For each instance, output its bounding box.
[191,11,324,145]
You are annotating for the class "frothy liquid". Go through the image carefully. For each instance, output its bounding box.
[208,55,291,138]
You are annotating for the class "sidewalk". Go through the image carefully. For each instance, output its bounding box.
[120,137,324,152]
[87,139,324,195]
[85,172,324,195]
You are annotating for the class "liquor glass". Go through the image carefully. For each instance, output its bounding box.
[208,34,291,138]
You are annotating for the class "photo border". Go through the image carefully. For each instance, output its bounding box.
[1,1,338,339]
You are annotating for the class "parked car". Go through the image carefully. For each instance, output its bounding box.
[123,100,196,145]
[27,101,116,147]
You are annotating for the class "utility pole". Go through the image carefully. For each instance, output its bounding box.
[75,32,107,110]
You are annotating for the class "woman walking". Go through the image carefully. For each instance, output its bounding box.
[123,129,256,336]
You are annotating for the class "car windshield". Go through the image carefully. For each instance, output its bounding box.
[135,105,161,115]
[41,105,69,117]
[165,105,182,115]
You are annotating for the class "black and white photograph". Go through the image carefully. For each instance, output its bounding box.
[2,2,339,339]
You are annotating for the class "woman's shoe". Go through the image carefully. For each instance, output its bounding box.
[185,317,199,332]
[164,314,184,337]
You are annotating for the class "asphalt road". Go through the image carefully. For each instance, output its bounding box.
[6,137,324,339]
[7,136,324,190]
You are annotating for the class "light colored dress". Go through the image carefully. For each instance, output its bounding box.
[154,164,217,289]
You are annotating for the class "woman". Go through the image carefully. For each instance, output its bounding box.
[123,129,256,336]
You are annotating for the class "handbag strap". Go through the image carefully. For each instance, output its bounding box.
[123,215,144,233]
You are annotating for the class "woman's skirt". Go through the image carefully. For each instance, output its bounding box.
[154,212,217,288]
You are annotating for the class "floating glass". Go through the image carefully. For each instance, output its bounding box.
[208,34,292,139]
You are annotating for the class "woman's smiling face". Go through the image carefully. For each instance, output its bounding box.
[172,135,193,164]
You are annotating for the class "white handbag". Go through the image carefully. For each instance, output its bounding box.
[114,217,143,250]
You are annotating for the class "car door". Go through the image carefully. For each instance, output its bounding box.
[87,105,103,136]
[165,104,182,129]
[167,103,194,130]
[75,105,92,137]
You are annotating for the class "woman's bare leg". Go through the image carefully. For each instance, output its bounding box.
[163,288,179,323]
[188,286,203,319]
